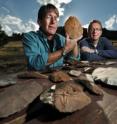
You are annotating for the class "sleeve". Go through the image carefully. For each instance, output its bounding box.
[98,38,117,59]
[79,38,104,61]
[79,38,89,48]
[80,52,105,61]
[22,32,48,71]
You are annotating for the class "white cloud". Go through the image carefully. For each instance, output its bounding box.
[0,15,39,36]
[83,24,89,29]
[36,0,72,16]
[1,6,10,13]
[105,15,117,30]
[1,15,22,25]
[2,25,12,36]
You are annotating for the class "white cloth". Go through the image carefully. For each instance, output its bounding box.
[92,67,117,86]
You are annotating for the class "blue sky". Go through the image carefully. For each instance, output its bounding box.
[0,0,117,36]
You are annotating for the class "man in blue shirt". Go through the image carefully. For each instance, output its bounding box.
[22,4,79,71]
[80,20,117,61]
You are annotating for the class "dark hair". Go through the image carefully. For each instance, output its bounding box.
[37,3,59,22]
[88,20,102,34]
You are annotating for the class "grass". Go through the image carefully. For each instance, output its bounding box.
[0,41,24,56]
[112,40,117,48]
[0,40,27,74]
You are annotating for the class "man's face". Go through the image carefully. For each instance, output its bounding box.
[89,22,102,41]
[39,11,58,36]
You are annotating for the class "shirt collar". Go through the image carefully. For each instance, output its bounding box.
[37,28,58,40]
[88,38,100,48]
[37,28,58,50]
[37,28,47,39]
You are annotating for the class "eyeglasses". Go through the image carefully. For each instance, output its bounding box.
[90,28,102,32]
[45,15,59,22]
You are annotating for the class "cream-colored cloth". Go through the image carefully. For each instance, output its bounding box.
[92,67,117,86]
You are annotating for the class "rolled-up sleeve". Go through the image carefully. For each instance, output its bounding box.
[97,38,117,58]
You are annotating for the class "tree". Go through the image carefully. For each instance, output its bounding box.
[0,25,1,31]
[0,25,8,46]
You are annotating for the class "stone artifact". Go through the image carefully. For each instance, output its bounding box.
[83,67,95,73]
[49,70,72,83]
[0,81,43,117]
[64,16,83,39]
[92,67,117,86]
[76,61,91,68]
[0,74,17,87]
[17,71,48,79]
[40,82,91,113]
[78,74,103,95]
[69,70,82,77]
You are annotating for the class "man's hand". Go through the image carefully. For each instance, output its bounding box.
[64,34,79,54]
[81,46,95,53]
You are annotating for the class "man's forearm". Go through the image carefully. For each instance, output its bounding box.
[97,49,117,58]
[47,38,79,65]
[81,52,105,61]
[71,43,79,57]
[47,48,63,65]
[81,46,95,53]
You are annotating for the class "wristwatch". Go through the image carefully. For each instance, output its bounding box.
[62,48,67,56]
[95,49,99,54]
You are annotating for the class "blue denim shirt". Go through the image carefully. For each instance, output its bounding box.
[80,37,117,61]
[22,30,65,71]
